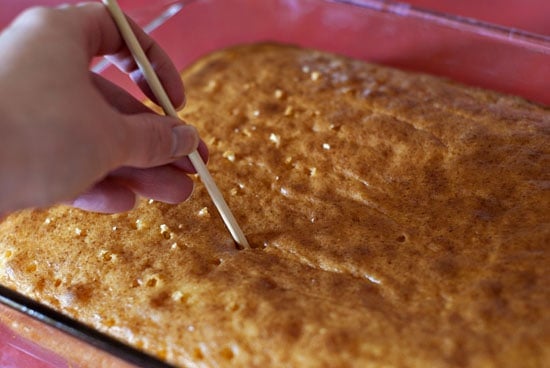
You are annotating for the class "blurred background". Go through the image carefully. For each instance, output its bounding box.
[1,0,549,35]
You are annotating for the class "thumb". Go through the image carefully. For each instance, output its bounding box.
[118,113,199,168]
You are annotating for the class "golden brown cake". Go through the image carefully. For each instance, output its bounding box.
[0,43,549,367]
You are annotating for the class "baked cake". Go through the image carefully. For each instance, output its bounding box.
[0,43,549,367]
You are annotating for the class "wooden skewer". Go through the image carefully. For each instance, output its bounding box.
[102,0,250,249]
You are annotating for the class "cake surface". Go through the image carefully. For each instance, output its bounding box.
[0,43,549,367]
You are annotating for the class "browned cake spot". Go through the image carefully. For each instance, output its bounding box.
[1,43,549,367]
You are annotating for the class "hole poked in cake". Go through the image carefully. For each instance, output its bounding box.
[146,276,160,288]
[131,218,149,230]
[246,233,274,250]
[132,273,164,288]
[234,239,267,250]
[2,249,13,259]
[98,249,117,263]
[25,263,37,273]
[396,234,407,243]
[0,248,15,267]
[227,302,241,312]
[103,317,117,328]
[171,290,192,305]
[59,283,94,306]
[159,224,174,240]
[73,227,87,237]
[220,346,236,361]
[155,348,168,361]
[193,345,206,360]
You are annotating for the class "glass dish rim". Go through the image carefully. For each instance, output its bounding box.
[336,0,549,53]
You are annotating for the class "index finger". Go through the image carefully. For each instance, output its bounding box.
[61,3,185,109]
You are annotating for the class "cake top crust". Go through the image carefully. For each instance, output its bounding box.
[0,43,549,367]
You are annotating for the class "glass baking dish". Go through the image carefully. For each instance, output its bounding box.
[0,0,548,367]
[95,0,550,105]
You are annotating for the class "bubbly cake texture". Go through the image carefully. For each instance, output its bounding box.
[0,44,549,367]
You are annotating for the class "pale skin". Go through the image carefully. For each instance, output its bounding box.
[0,3,208,217]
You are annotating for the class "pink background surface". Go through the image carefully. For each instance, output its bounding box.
[0,1,548,367]
[0,321,69,368]
[1,0,549,35]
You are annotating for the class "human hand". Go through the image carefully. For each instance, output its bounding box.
[0,3,208,215]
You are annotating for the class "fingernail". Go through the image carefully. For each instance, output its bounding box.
[172,125,199,158]
[176,94,186,110]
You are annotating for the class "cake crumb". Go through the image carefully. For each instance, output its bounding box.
[339,86,354,94]
[43,218,52,225]
[160,224,173,239]
[322,143,331,150]
[98,249,117,263]
[274,89,285,99]
[204,79,219,93]
[284,105,294,116]
[144,274,161,288]
[309,167,317,177]
[223,150,236,162]
[171,290,183,302]
[198,207,209,217]
[269,133,281,147]
[311,71,321,81]
[365,274,381,285]
[1,249,14,262]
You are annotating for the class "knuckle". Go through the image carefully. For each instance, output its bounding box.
[17,6,59,27]
[143,120,172,165]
